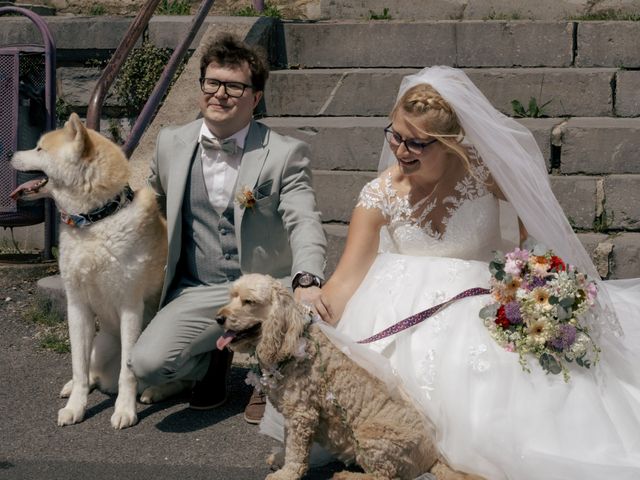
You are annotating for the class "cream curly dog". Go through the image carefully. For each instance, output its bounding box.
[215,273,483,480]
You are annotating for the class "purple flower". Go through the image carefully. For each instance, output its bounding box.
[504,301,522,324]
[526,276,546,291]
[551,324,577,350]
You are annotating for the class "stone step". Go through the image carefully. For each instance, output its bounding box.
[313,170,640,232]
[264,116,640,175]
[2,17,640,68]
[265,67,618,117]
[282,21,575,68]
[0,16,274,59]
[262,116,557,171]
[558,118,640,174]
[60,65,640,119]
[282,20,640,68]
[318,0,640,22]
[324,223,640,280]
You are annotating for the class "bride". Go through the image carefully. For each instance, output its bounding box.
[302,67,640,479]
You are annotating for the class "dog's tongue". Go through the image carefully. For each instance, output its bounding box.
[9,177,47,200]
[216,331,237,350]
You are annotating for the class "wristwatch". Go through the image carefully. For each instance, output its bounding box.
[292,271,323,290]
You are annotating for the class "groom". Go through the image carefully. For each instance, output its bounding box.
[130,33,326,423]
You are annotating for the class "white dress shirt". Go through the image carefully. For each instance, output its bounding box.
[199,123,250,213]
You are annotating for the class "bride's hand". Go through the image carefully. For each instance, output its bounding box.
[294,287,333,323]
[313,293,335,325]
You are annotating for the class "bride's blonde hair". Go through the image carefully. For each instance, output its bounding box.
[391,83,472,172]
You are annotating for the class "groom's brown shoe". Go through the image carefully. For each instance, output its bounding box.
[189,347,234,410]
[244,388,266,424]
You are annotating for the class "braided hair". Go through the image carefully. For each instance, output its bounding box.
[391,84,473,173]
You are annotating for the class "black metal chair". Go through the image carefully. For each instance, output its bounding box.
[0,5,56,259]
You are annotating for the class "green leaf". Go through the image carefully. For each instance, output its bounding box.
[540,353,562,375]
[559,297,575,308]
[511,100,527,117]
[480,303,499,320]
[556,306,570,321]
[532,244,548,256]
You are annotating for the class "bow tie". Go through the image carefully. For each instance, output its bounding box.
[201,136,238,155]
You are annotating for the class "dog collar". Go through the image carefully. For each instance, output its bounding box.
[60,185,135,228]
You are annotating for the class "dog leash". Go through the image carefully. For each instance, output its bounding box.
[357,287,490,344]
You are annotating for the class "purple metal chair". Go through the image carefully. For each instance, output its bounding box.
[0,6,56,259]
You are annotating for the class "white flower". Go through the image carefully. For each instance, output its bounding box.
[245,371,262,391]
[260,367,284,390]
[326,392,336,402]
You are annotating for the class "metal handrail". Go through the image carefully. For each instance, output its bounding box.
[123,0,216,157]
[85,0,162,130]
[86,0,217,159]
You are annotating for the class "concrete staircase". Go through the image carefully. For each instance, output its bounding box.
[260,19,640,278]
[1,12,639,279]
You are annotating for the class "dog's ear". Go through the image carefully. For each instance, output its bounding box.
[65,113,94,160]
[256,281,306,366]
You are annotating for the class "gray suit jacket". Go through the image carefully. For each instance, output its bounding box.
[149,118,327,306]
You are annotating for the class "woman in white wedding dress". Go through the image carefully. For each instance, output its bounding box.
[304,67,640,480]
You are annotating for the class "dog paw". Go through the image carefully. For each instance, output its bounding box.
[266,464,305,480]
[139,386,163,404]
[265,472,294,480]
[266,448,284,469]
[111,409,138,429]
[59,379,73,398]
[139,380,190,404]
[57,407,84,426]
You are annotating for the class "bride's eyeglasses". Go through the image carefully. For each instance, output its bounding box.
[384,125,438,155]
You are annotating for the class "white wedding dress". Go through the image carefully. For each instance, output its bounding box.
[333,166,640,480]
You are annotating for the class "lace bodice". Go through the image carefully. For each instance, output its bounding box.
[357,161,501,261]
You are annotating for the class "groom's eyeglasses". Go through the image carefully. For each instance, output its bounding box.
[384,125,438,155]
[199,78,253,98]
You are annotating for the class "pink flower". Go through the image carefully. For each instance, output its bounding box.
[506,248,529,263]
[504,259,522,276]
[505,343,516,352]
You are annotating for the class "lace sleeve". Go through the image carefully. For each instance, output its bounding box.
[356,177,389,218]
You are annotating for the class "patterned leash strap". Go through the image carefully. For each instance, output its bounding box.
[357,287,490,344]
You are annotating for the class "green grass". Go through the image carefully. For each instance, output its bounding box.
[368,7,392,20]
[234,2,282,18]
[484,11,522,20]
[573,10,640,21]
[25,296,70,354]
[89,4,106,16]
[511,97,552,118]
[40,332,71,354]
[157,0,191,15]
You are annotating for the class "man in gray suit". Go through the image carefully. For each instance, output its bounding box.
[130,33,326,423]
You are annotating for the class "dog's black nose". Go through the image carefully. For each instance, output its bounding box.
[215,315,226,325]
[6,151,13,161]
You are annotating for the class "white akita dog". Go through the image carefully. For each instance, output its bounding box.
[10,113,183,429]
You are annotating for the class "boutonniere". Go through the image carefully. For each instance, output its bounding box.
[235,185,256,210]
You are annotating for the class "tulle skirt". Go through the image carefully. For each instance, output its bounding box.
[334,253,640,480]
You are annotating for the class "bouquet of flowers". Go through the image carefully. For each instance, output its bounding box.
[480,244,600,381]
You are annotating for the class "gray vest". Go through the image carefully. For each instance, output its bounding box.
[176,147,241,287]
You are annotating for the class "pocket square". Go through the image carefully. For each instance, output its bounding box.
[255,180,273,199]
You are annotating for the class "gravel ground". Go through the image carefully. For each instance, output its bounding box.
[0,261,346,480]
